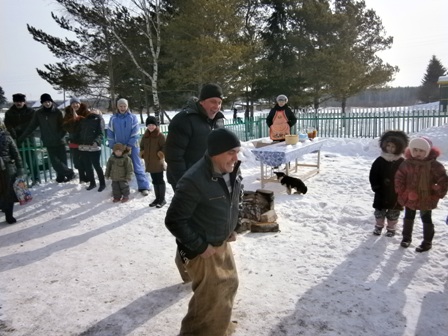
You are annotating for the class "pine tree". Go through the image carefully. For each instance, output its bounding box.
[418,55,447,103]
[0,86,6,105]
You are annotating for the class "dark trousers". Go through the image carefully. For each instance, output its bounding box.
[402,207,434,243]
[111,180,130,199]
[80,151,105,186]
[46,145,72,179]
[70,147,85,181]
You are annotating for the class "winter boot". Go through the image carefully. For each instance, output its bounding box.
[416,241,432,252]
[86,181,97,191]
[373,217,385,235]
[401,218,414,247]
[385,219,398,237]
[97,170,106,192]
[3,203,16,224]
[156,183,166,208]
[149,184,160,207]
[416,222,435,252]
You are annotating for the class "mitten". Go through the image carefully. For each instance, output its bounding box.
[408,191,418,201]
[157,151,165,160]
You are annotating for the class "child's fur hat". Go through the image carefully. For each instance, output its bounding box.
[113,143,126,152]
[379,130,409,155]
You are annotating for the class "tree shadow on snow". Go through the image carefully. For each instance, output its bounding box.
[78,284,190,336]
[268,235,424,336]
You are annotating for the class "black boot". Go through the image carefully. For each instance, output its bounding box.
[149,184,159,207]
[86,181,96,190]
[156,183,166,208]
[4,203,16,224]
[401,219,414,247]
[97,170,106,192]
[416,222,435,252]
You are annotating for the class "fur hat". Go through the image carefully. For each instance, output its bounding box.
[379,130,409,155]
[40,93,53,103]
[117,98,129,107]
[70,97,81,105]
[276,94,288,103]
[409,137,432,158]
[113,143,126,152]
[146,116,158,126]
[199,83,223,101]
[207,128,241,156]
[12,93,26,102]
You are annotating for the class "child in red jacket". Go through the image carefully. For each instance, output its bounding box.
[394,137,448,252]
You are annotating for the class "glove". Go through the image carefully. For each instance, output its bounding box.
[157,151,165,160]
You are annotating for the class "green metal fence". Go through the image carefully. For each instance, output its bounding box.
[18,108,448,185]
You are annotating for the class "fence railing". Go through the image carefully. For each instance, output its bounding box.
[18,108,448,185]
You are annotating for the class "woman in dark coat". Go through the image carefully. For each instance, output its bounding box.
[63,98,89,183]
[0,120,24,224]
[78,109,106,191]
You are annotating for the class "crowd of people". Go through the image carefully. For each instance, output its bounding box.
[2,83,447,336]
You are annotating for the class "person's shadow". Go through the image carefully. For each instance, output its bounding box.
[414,266,448,335]
[268,235,424,336]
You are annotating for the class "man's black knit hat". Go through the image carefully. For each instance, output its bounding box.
[12,93,26,102]
[40,93,53,104]
[199,83,223,101]
[207,128,241,156]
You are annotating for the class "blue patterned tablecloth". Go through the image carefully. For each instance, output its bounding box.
[251,139,326,167]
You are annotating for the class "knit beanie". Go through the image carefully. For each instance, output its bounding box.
[276,94,288,103]
[146,116,158,126]
[207,129,241,156]
[113,143,126,152]
[40,93,53,103]
[199,83,223,101]
[117,98,129,107]
[70,97,81,104]
[12,93,26,102]
[379,130,409,155]
[409,137,432,158]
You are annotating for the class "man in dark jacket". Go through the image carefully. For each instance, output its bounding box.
[4,93,40,184]
[165,128,242,336]
[165,83,225,191]
[18,93,74,183]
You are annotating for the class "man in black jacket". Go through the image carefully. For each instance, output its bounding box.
[165,83,225,191]
[18,93,74,183]
[165,128,242,336]
[4,93,40,184]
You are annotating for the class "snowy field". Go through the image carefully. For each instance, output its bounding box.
[1,119,448,335]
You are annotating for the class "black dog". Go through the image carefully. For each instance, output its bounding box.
[274,172,308,195]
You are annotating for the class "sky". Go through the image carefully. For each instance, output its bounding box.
[0,0,447,102]
[0,109,447,335]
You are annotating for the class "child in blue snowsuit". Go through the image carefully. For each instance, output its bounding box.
[107,98,151,195]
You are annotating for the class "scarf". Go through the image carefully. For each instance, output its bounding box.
[413,160,432,209]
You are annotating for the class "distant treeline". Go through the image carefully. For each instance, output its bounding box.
[322,86,420,108]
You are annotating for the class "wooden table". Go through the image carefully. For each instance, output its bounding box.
[251,139,326,188]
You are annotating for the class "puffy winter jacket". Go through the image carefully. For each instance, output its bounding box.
[165,155,242,257]
[395,148,448,210]
[165,100,224,186]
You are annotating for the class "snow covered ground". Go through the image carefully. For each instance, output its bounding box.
[1,123,448,335]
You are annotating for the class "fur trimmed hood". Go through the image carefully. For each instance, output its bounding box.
[379,130,409,155]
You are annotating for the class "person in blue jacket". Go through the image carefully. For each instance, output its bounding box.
[107,98,150,195]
